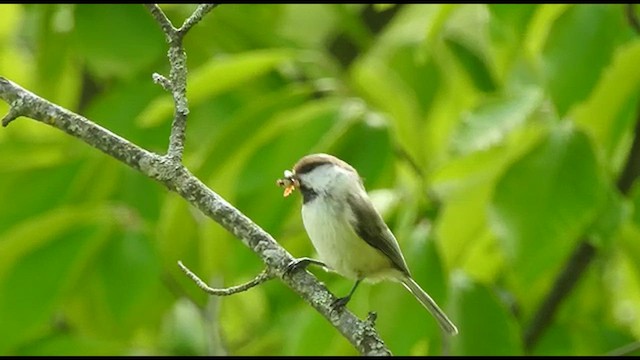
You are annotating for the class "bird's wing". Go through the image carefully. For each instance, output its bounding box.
[346,191,411,276]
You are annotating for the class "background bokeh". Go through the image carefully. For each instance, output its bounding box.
[0,4,639,356]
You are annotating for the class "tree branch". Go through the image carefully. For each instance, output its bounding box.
[144,4,176,40]
[178,4,218,36]
[152,72,172,92]
[0,37,390,358]
[145,4,198,163]
[0,74,391,356]
[524,100,640,352]
[178,261,275,296]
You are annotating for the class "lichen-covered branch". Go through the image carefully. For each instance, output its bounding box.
[144,4,176,42]
[144,4,195,163]
[0,4,393,354]
[178,4,218,36]
[0,76,390,356]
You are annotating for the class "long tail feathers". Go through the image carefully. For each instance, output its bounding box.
[402,277,458,335]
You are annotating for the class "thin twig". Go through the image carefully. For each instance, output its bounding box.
[144,4,177,41]
[152,72,172,92]
[178,4,218,36]
[1,92,24,126]
[145,4,216,163]
[178,261,275,295]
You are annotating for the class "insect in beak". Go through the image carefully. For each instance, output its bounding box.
[276,170,299,197]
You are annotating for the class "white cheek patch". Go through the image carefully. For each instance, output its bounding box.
[304,166,335,190]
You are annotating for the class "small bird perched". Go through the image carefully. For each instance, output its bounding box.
[277,153,458,335]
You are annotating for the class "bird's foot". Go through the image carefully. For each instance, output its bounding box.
[330,295,351,313]
[284,257,326,278]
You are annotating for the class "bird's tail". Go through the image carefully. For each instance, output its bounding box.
[402,277,458,335]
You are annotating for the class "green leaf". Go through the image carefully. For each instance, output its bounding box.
[451,87,543,155]
[531,323,573,355]
[388,44,442,116]
[523,5,570,58]
[0,145,70,173]
[444,35,497,93]
[585,186,627,250]
[431,119,546,202]
[619,226,640,296]
[435,186,501,278]
[15,333,126,356]
[137,49,295,127]
[159,299,209,355]
[489,125,606,286]
[542,4,631,116]
[373,225,450,355]
[85,78,166,149]
[0,160,84,238]
[74,4,165,79]
[488,4,537,38]
[433,123,547,283]
[572,40,640,161]
[0,206,115,353]
[60,224,168,344]
[282,304,353,356]
[276,5,336,47]
[630,182,640,231]
[27,5,81,109]
[94,231,163,329]
[350,57,424,166]
[449,273,523,355]
[373,4,395,12]
[0,4,21,38]
[219,281,269,352]
[188,83,313,176]
[327,115,394,188]
[185,4,285,51]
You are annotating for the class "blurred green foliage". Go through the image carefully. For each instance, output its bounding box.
[0,4,639,356]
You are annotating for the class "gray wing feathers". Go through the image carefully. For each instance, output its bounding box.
[346,192,411,276]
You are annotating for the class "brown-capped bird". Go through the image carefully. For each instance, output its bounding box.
[278,153,458,335]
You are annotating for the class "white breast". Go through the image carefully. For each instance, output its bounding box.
[301,195,397,282]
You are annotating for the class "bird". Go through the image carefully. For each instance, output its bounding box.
[277,153,458,335]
